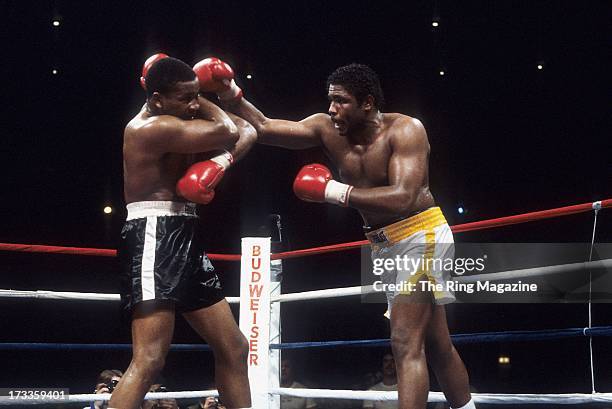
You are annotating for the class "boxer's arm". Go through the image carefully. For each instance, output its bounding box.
[148,115,239,154]
[229,98,324,149]
[196,95,238,132]
[347,118,429,214]
[224,112,257,162]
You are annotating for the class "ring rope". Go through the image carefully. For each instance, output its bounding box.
[0,390,217,406]
[0,342,212,352]
[270,388,612,404]
[269,326,612,350]
[0,289,240,304]
[1,389,612,406]
[2,258,609,303]
[3,325,612,352]
[2,390,612,406]
[453,258,612,284]
[0,199,608,260]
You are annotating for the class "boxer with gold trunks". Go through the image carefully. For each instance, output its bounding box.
[200,60,475,409]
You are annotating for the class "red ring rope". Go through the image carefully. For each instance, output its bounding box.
[0,199,609,261]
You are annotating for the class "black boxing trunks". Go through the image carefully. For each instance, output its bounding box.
[119,201,224,312]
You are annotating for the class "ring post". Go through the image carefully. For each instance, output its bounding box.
[268,257,282,409]
[239,237,272,408]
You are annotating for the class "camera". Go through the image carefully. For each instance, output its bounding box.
[107,379,119,393]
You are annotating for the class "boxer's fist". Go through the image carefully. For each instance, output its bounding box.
[140,53,169,90]
[193,57,242,101]
[293,163,332,202]
[293,163,353,206]
[176,152,233,204]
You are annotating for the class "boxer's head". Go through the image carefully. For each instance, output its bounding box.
[326,63,385,135]
[145,57,199,119]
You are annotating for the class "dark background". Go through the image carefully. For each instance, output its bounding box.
[1,0,611,403]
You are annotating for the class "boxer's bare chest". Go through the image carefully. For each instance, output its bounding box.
[123,118,196,202]
[323,130,392,189]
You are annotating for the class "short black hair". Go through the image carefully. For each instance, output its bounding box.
[326,63,385,110]
[145,57,196,98]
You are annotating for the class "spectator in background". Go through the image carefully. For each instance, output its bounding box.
[280,357,317,409]
[363,353,398,409]
[187,396,227,409]
[353,371,383,392]
[187,384,227,409]
[142,377,179,409]
[88,369,123,409]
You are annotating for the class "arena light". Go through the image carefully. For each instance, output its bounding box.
[457,206,465,214]
[52,20,60,27]
[432,21,439,27]
[246,74,252,80]
[439,70,445,76]
[537,64,543,70]
[103,206,113,215]
[498,356,511,365]
[52,69,58,75]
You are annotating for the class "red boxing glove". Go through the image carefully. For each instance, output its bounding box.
[193,57,243,102]
[293,163,353,206]
[140,53,169,89]
[176,151,233,204]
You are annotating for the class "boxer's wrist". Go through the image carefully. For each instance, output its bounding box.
[210,150,233,170]
[324,180,353,206]
[218,79,243,102]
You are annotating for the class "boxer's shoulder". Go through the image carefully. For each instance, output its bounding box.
[385,114,428,147]
[302,112,333,129]
[308,112,338,139]
[125,114,183,146]
[385,113,424,130]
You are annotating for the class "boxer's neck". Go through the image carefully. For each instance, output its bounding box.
[348,111,383,145]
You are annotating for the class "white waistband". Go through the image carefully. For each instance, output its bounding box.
[126,201,197,220]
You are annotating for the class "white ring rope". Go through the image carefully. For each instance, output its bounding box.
[275,258,612,302]
[456,258,611,284]
[4,389,612,406]
[273,285,372,303]
[0,390,217,406]
[270,388,612,404]
[0,289,120,301]
[0,289,239,304]
[1,258,609,303]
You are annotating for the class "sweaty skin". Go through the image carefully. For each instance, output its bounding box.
[227,84,435,227]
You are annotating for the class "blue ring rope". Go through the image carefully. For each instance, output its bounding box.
[1,326,611,351]
[0,343,211,351]
[271,325,612,350]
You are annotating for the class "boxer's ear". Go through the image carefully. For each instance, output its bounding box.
[150,92,163,110]
[362,94,375,111]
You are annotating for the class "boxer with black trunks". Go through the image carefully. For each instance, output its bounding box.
[110,56,254,409]
[200,60,475,409]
